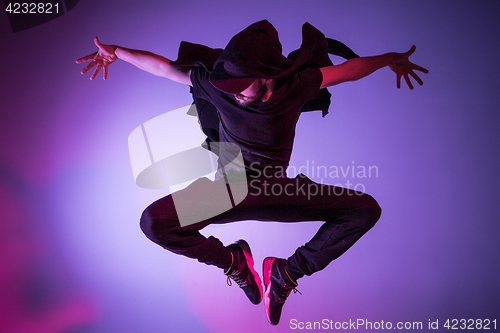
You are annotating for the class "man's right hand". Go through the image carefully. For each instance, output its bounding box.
[76,37,117,80]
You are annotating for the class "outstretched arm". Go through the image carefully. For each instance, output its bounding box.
[76,37,192,85]
[320,46,428,89]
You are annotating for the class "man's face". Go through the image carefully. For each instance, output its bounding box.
[233,79,269,108]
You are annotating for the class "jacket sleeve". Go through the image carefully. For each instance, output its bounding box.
[171,41,223,72]
[286,23,359,117]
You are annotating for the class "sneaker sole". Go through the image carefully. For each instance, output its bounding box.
[263,257,275,324]
[236,239,263,304]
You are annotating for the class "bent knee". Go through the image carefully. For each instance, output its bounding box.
[139,206,159,243]
[365,205,381,230]
[139,207,155,241]
[139,198,177,244]
[356,193,381,230]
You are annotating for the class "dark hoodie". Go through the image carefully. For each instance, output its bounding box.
[172,20,358,176]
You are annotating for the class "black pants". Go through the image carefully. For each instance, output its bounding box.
[140,174,381,280]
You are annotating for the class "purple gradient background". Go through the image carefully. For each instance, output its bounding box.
[1,0,499,332]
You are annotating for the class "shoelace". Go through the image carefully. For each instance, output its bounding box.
[227,269,248,288]
[278,284,301,304]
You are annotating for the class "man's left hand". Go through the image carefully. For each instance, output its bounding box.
[389,45,428,89]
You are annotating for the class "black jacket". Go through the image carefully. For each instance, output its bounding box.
[172,20,359,144]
